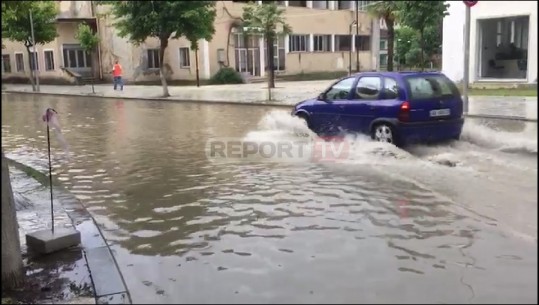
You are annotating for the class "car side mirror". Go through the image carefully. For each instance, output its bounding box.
[318,93,327,101]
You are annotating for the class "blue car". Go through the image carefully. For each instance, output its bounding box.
[292,71,465,146]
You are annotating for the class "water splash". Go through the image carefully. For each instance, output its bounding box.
[246,110,537,169]
[460,121,537,154]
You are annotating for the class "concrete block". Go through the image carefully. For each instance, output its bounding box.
[26,228,81,255]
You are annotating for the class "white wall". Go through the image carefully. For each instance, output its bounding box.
[442,1,465,83]
[442,0,537,84]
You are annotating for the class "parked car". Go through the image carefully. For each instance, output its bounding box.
[292,71,464,146]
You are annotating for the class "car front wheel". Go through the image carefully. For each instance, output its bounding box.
[372,123,396,144]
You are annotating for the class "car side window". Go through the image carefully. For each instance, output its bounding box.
[356,76,381,100]
[382,77,399,100]
[325,77,355,101]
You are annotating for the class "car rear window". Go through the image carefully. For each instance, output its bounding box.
[404,75,460,100]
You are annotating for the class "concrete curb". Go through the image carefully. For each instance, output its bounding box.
[3,90,537,122]
[7,158,132,305]
[1,90,292,108]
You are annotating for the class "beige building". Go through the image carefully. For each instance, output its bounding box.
[2,1,383,84]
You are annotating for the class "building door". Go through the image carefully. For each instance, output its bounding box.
[264,35,286,72]
[62,44,92,76]
[234,33,260,76]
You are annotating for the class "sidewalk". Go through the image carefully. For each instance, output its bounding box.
[7,158,131,305]
[3,81,537,120]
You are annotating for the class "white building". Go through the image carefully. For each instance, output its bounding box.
[442,1,537,84]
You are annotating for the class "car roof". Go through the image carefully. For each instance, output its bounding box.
[351,71,445,79]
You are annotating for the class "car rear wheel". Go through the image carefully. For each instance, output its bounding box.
[372,123,396,144]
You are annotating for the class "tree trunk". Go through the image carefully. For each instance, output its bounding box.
[387,19,395,72]
[90,52,95,94]
[1,150,24,290]
[158,38,170,97]
[266,35,275,89]
[419,29,425,72]
[25,47,36,92]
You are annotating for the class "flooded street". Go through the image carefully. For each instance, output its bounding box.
[2,93,537,304]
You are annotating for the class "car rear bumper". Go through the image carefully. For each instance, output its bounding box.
[395,118,464,144]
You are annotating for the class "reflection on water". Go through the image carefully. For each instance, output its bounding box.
[1,93,537,304]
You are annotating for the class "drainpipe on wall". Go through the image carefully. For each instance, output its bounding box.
[91,1,103,80]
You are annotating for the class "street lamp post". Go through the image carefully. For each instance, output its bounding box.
[29,10,40,92]
[355,0,360,72]
[349,21,357,76]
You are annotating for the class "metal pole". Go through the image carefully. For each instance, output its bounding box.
[463,5,471,114]
[355,0,360,72]
[46,117,54,234]
[195,48,200,87]
[349,24,353,76]
[29,10,40,92]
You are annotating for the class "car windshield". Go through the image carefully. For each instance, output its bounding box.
[405,75,459,100]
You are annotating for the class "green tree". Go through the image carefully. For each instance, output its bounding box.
[184,5,216,88]
[99,1,216,97]
[242,2,291,89]
[367,1,399,72]
[422,24,443,61]
[75,23,100,94]
[394,26,416,69]
[1,150,24,290]
[396,1,449,71]
[2,1,58,91]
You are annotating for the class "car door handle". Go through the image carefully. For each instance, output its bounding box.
[369,106,375,110]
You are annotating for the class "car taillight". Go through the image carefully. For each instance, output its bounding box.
[398,101,410,122]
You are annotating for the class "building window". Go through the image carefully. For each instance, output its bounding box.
[288,1,307,7]
[355,35,371,51]
[380,39,388,51]
[496,20,503,47]
[30,51,39,70]
[179,47,190,68]
[313,35,332,52]
[275,35,286,71]
[234,33,259,49]
[380,54,388,67]
[63,48,91,68]
[2,55,11,73]
[15,53,24,72]
[335,35,353,51]
[337,1,353,10]
[313,1,330,9]
[289,34,310,52]
[147,49,160,69]
[44,50,55,71]
[357,1,374,11]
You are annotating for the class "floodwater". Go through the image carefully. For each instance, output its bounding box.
[2,93,537,304]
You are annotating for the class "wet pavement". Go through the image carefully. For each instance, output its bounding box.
[8,167,95,304]
[3,83,537,121]
[8,159,130,304]
[1,93,537,304]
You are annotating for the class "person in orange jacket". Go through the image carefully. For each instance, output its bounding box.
[111,60,124,91]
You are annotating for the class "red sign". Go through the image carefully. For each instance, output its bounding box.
[463,0,478,7]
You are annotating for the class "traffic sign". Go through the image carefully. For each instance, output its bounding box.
[463,1,478,7]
